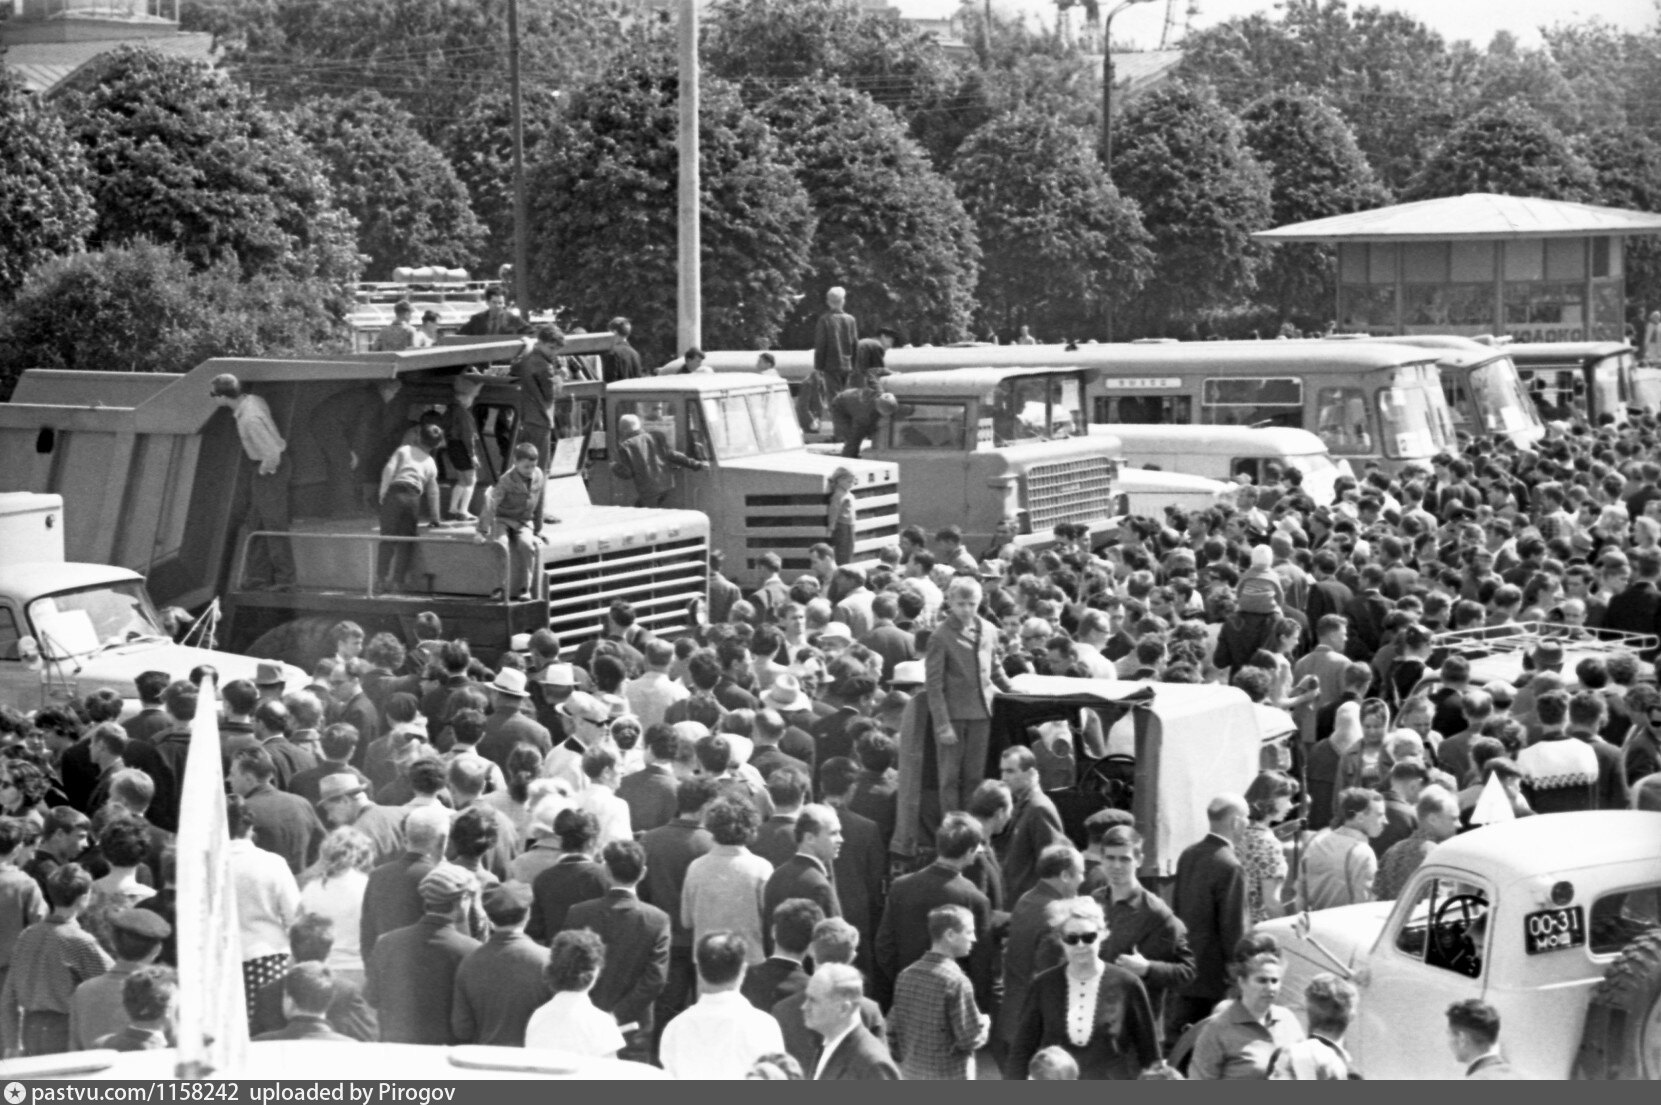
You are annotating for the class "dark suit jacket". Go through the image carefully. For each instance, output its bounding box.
[122,706,174,745]
[451,930,552,1046]
[774,989,885,1072]
[639,817,714,946]
[1008,964,1161,1080]
[564,888,670,1031]
[741,955,808,1011]
[754,814,801,870]
[1603,579,1661,646]
[360,852,435,960]
[526,854,608,943]
[997,882,1064,1046]
[1304,578,1354,628]
[252,1014,355,1042]
[847,771,897,850]
[365,916,481,1044]
[611,430,700,502]
[830,806,885,963]
[814,1021,900,1080]
[476,707,552,769]
[764,853,841,927]
[1171,834,1248,1001]
[243,783,324,875]
[617,764,678,834]
[874,862,993,1009]
[250,969,377,1041]
[997,790,1065,905]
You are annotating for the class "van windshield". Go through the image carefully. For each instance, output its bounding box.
[700,389,803,458]
[1379,373,1455,458]
[991,376,1086,445]
[28,582,166,659]
[1468,358,1541,436]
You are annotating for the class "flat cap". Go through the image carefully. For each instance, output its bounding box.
[418,863,478,905]
[481,882,533,913]
[111,908,172,940]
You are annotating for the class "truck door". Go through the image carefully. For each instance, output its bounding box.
[1356,870,1494,1078]
[0,602,38,712]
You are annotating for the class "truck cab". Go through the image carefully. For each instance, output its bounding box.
[1258,811,1661,1079]
[586,376,900,584]
[0,493,304,713]
[862,367,1119,551]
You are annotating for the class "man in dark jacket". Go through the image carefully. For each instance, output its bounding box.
[741,898,819,1011]
[563,841,670,1051]
[230,748,322,876]
[249,915,376,1041]
[1168,795,1248,1038]
[874,813,993,1009]
[762,805,843,925]
[451,883,550,1046]
[804,964,900,1080]
[252,963,358,1042]
[1602,547,1661,658]
[639,779,716,1047]
[525,809,607,943]
[601,316,644,383]
[610,413,705,508]
[994,745,1064,905]
[365,866,481,1044]
[359,807,450,959]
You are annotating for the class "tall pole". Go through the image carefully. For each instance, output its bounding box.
[508,0,529,311]
[677,0,702,353]
[1100,0,1151,170]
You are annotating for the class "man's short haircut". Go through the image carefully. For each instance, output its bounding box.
[703,796,759,846]
[1304,973,1359,1037]
[222,678,259,716]
[233,746,277,782]
[1097,823,1143,852]
[403,805,451,852]
[1334,786,1380,828]
[597,839,645,885]
[817,756,860,800]
[1000,744,1037,774]
[1035,843,1084,881]
[771,897,826,955]
[1316,613,1347,637]
[134,670,170,703]
[554,807,600,853]
[809,917,860,965]
[1446,998,1501,1047]
[812,962,865,1003]
[675,775,720,815]
[319,723,359,762]
[406,756,447,795]
[793,803,838,844]
[289,912,336,962]
[283,961,336,1014]
[934,812,983,861]
[766,766,810,809]
[547,929,605,993]
[927,904,973,942]
[89,722,127,760]
[965,779,1013,820]
[122,965,178,1022]
[695,932,749,986]
[1535,689,1569,728]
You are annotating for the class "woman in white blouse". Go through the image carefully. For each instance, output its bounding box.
[1008,896,1162,1080]
[298,827,374,985]
[524,929,624,1059]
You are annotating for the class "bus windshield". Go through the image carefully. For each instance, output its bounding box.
[991,375,1086,445]
[1379,368,1455,458]
[1467,358,1540,436]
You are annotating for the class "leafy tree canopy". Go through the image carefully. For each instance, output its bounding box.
[0,241,346,401]
[291,90,485,280]
[57,46,360,284]
[0,71,96,300]
[1404,99,1598,202]
[525,61,815,365]
[952,105,1150,340]
[1577,126,1661,334]
[441,84,567,273]
[758,79,979,346]
[1111,82,1273,335]
[1241,89,1389,326]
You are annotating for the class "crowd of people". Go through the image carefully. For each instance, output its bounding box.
[4,402,1661,1079]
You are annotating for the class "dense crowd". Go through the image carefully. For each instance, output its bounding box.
[4,404,1661,1079]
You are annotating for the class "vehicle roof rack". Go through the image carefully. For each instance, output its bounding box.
[1430,621,1658,658]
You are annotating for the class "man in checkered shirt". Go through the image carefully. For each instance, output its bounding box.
[886,904,988,1080]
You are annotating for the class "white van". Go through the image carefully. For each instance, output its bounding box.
[1114,465,1237,519]
[1090,424,1346,506]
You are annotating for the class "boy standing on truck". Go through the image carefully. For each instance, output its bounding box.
[476,443,549,601]
[210,373,295,592]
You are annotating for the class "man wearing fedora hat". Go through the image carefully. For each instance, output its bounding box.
[316,773,406,865]
[477,666,551,770]
[254,661,287,704]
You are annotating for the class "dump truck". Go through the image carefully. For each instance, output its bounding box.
[0,492,305,714]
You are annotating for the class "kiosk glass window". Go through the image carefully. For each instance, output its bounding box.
[1341,284,1397,331]
[1200,377,1303,430]
[889,402,969,450]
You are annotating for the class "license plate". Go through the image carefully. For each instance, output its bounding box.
[1523,906,1585,955]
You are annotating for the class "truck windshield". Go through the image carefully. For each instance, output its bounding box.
[1467,358,1541,436]
[1379,371,1455,458]
[991,376,1086,445]
[700,390,803,459]
[28,581,166,659]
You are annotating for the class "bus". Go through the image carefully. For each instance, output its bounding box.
[695,339,1461,473]
[1503,340,1648,424]
[1345,334,1545,447]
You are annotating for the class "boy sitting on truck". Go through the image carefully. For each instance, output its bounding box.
[475,443,549,601]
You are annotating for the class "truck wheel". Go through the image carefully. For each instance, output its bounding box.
[244,616,341,671]
[1574,929,1661,1079]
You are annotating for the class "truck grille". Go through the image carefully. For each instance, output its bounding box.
[743,480,900,573]
[1022,457,1116,533]
[543,535,709,651]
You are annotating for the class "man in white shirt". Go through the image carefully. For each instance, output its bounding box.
[623,639,689,729]
[211,373,295,591]
[659,932,784,1079]
[1071,609,1118,679]
[575,746,633,848]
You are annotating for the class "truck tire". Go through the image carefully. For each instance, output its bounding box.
[244,616,341,671]
[1574,928,1661,1079]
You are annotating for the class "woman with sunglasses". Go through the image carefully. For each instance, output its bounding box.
[1008,896,1162,1080]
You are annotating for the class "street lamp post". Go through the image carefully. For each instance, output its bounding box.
[507,0,529,312]
[677,0,702,353]
[1100,0,1154,170]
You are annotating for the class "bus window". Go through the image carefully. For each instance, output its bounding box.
[1525,371,1579,421]
[1093,395,1191,424]
[1378,381,1451,458]
[1315,386,1373,454]
[889,402,969,450]
[1467,359,1540,436]
[1200,377,1303,430]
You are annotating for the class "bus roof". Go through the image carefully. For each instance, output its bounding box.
[1504,341,1636,364]
[607,374,788,395]
[1339,333,1514,369]
[883,365,1089,396]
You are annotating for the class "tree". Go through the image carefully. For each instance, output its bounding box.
[951,106,1150,340]
[525,63,814,364]
[441,84,567,272]
[1578,127,1661,336]
[0,72,96,300]
[759,80,979,346]
[1241,89,1390,327]
[290,90,485,280]
[0,241,346,401]
[183,0,630,142]
[57,46,360,285]
[1110,83,1273,335]
[1404,99,1598,202]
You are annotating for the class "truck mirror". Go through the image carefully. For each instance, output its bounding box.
[17,636,39,666]
[35,427,56,454]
